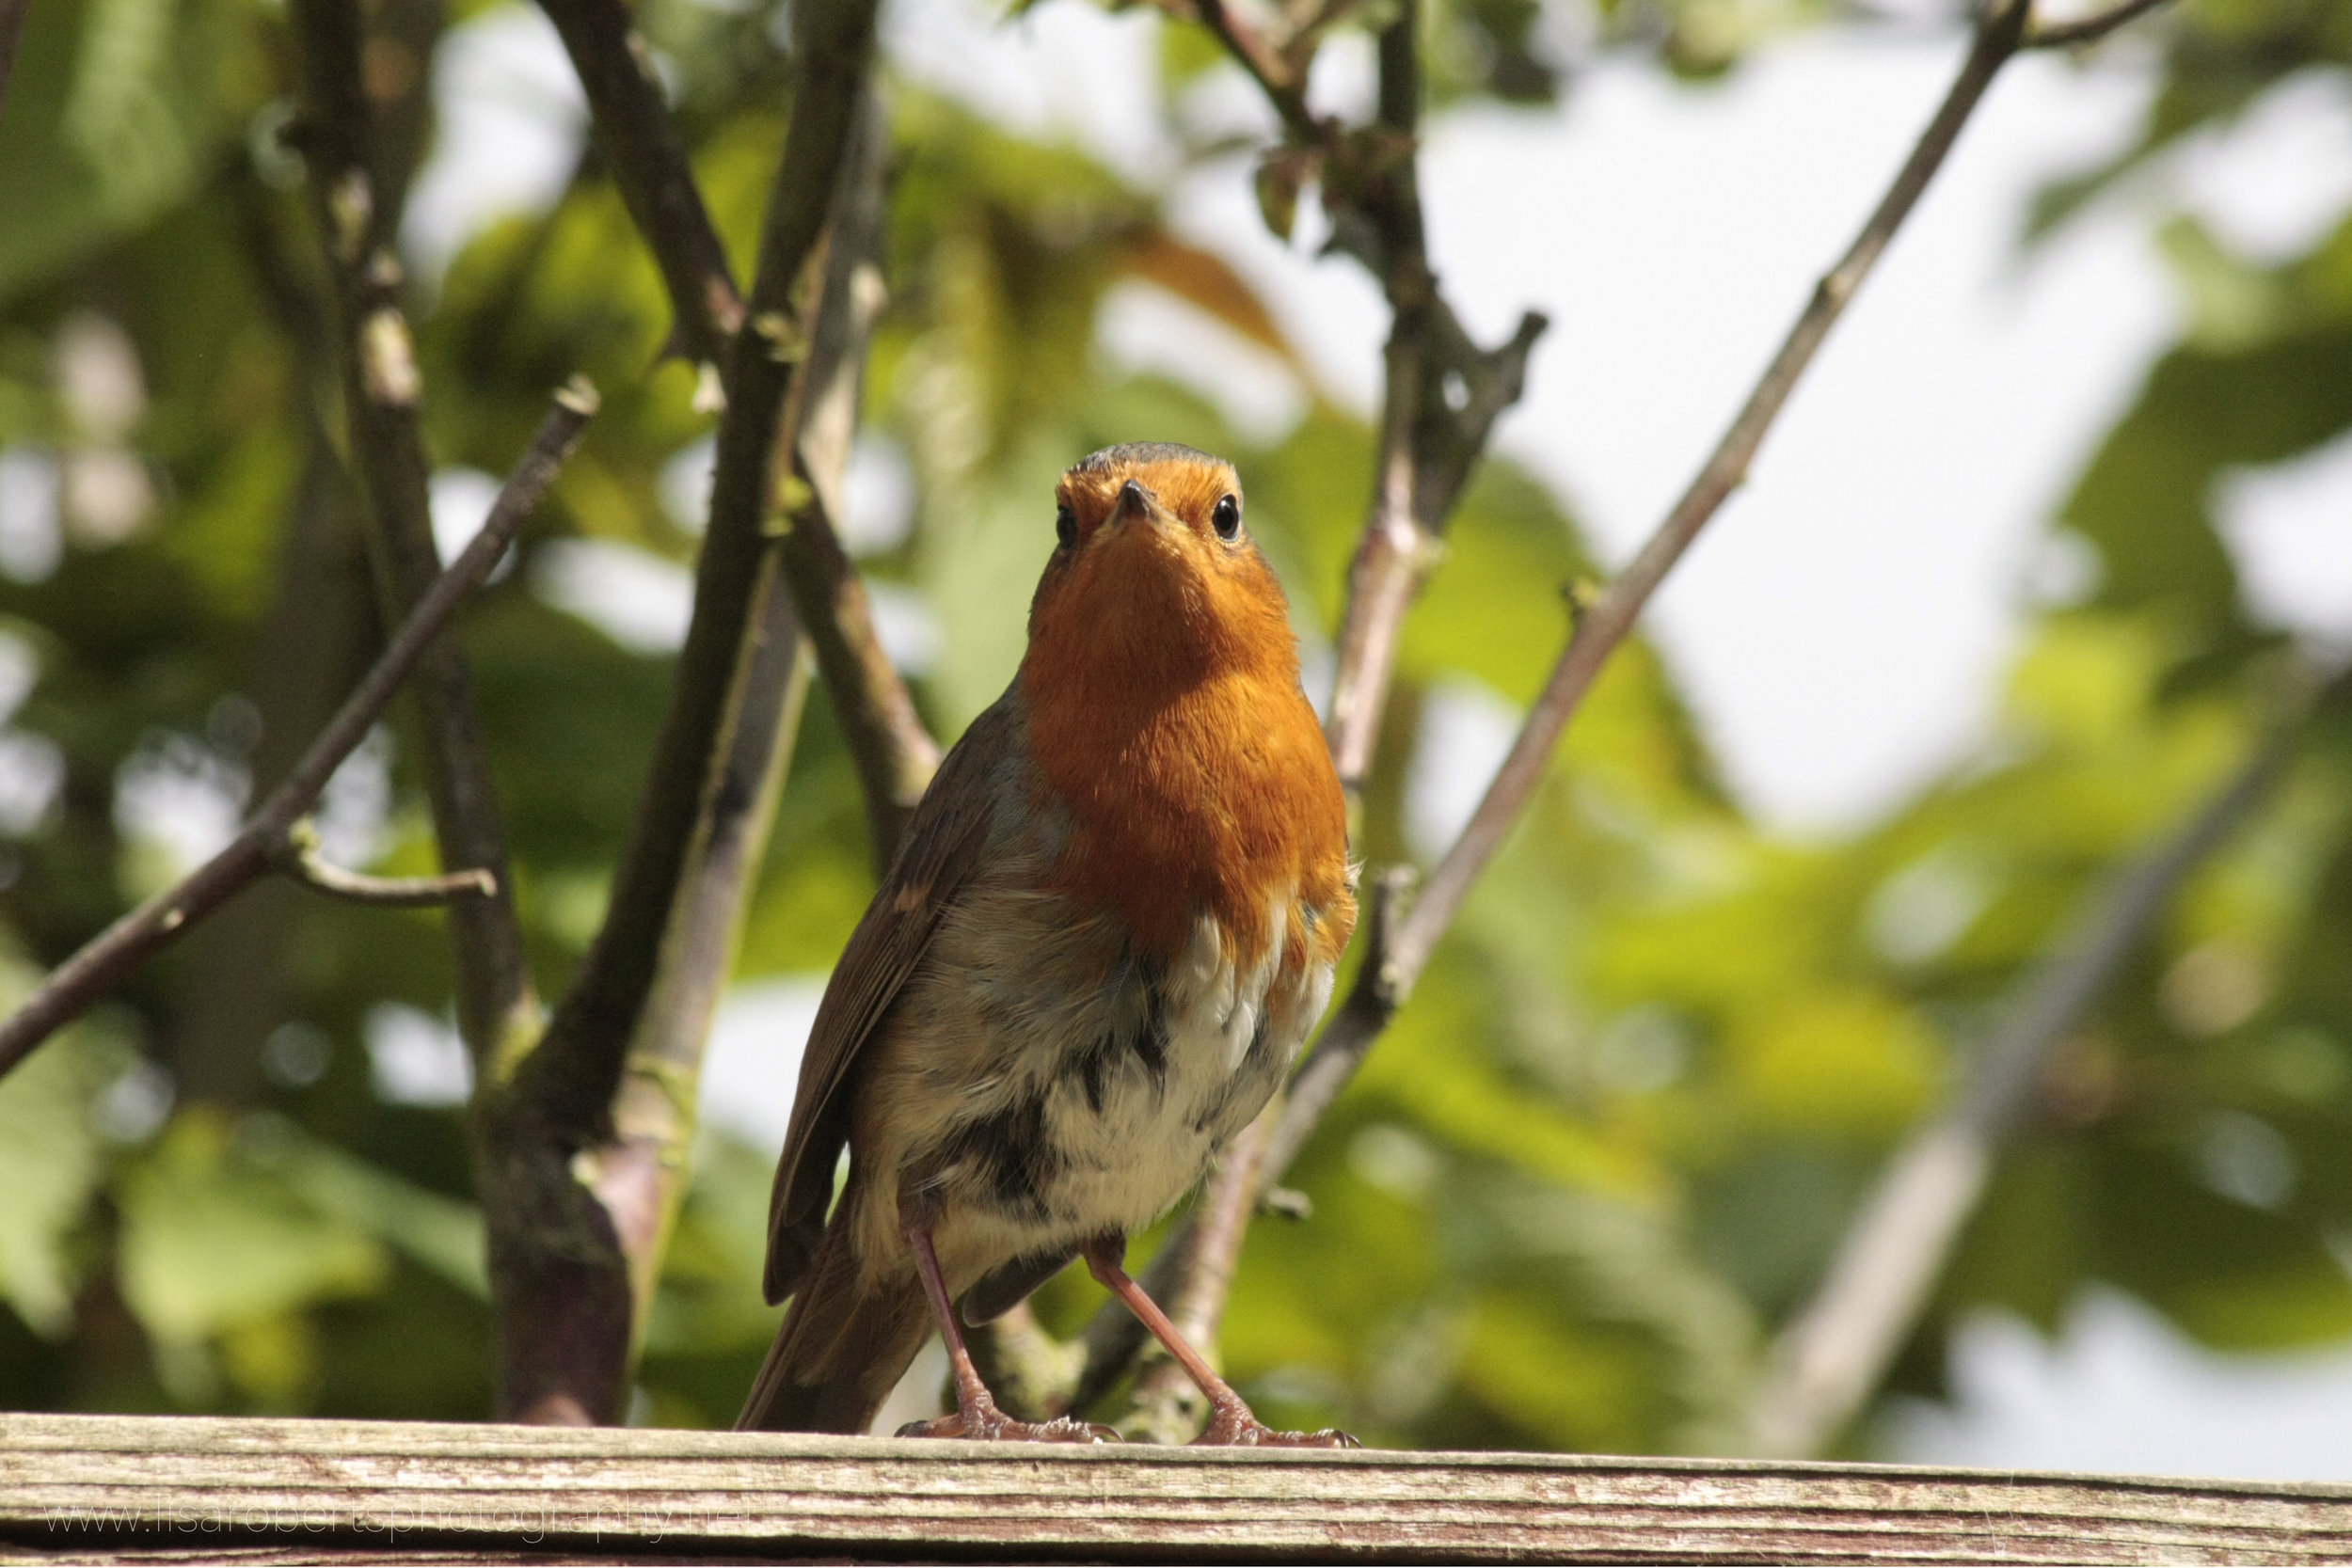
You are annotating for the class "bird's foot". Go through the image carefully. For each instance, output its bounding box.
[1191,1399,1359,1449]
[898,1395,1118,1444]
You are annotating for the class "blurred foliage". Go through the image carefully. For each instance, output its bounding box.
[1,0,2349,1460]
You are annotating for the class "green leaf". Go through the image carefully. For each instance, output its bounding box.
[0,998,131,1336]
[116,1113,389,1346]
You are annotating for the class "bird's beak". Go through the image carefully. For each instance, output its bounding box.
[1110,478,1167,532]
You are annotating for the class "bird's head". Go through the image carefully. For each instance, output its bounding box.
[1025,442,1297,694]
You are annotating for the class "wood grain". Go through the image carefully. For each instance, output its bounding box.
[3,1413,2347,1565]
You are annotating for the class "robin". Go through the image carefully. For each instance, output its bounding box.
[736,442,1357,1446]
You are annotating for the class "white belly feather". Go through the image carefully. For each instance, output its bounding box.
[875,888,1336,1290]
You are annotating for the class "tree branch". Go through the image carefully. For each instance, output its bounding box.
[1076,0,2169,1417]
[536,0,936,865]
[289,0,541,1069]
[1746,694,2312,1457]
[0,388,596,1082]
[2025,0,2174,48]
[534,0,742,364]
[1317,6,1549,799]
[522,0,878,1151]
[1194,0,1317,139]
[772,91,941,870]
[277,819,499,907]
[1279,0,2040,1170]
[586,85,893,1349]
[472,0,883,1426]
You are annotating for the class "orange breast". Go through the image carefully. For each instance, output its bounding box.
[1019,530,1352,972]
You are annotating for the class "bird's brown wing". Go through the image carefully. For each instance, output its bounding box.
[761,695,1022,1306]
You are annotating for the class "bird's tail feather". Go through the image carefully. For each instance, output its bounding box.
[736,1223,932,1434]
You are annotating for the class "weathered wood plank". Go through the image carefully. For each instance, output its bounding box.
[2,1412,2346,1565]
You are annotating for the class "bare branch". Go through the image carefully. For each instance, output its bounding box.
[535,0,743,363]
[587,87,893,1340]
[278,819,499,907]
[1326,303,1546,794]
[464,0,882,1426]
[772,94,943,869]
[1747,701,2306,1456]
[289,0,540,1066]
[2026,0,2175,48]
[523,0,880,1142]
[1382,0,2028,992]
[1196,0,1318,139]
[1309,8,1552,798]
[1068,0,2050,1415]
[0,388,596,1082]
[536,0,936,866]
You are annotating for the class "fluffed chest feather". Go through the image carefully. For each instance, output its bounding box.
[860,880,1341,1284]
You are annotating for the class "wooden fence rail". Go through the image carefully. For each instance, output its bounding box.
[3,1412,2347,1564]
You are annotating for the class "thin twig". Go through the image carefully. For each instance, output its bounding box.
[478,8,884,1424]
[290,0,540,1066]
[1316,6,1551,799]
[1077,0,2173,1416]
[535,0,743,363]
[2025,0,2173,48]
[1194,0,1317,138]
[278,819,499,907]
[1747,708,2305,1456]
[535,0,936,866]
[0,387,596,1082]
[772,90,942,868]
[587,84,894,1343]
[522,0,880,1141]
[1276,0,2040,1171]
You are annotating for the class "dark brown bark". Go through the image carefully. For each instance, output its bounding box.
[535,0,934,867]
[481,0,882,1424]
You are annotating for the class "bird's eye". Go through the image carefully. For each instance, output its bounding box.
[1056,503,1076,550]
[1212,494,1242,541]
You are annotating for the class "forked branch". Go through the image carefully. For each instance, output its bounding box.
[524,0,883,1141]
[586,86,896,1347]
[277,818,500,907]
[1082,0,2188,1417]
[536,0,742,363]
[290,0,540,1066]
[0,387,597,1082]
[1275,0,2042,1170]
[535,0,938,863]
[475,0,884,1426]
[2026,0,2176,48]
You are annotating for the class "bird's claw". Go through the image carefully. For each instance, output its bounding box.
[898,1400,1119,1444]
[1191,1402,1359,1449]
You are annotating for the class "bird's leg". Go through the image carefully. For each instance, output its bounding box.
[1080,1234,1357,1448]
[894,1220,1116,1443]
